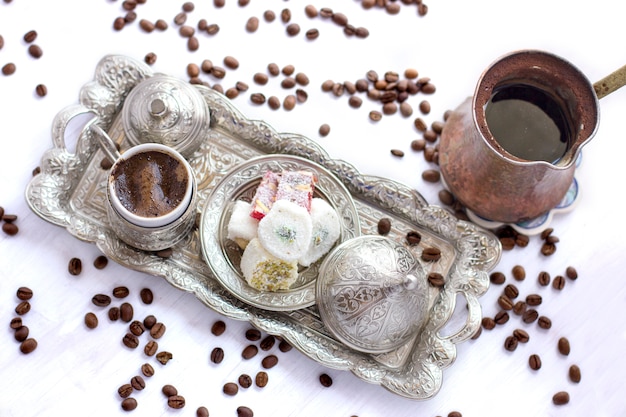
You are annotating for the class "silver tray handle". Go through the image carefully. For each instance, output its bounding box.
[440,288,482,345]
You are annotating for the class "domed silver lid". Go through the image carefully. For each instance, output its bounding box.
[316,235,429,354]
[122,74,210,158]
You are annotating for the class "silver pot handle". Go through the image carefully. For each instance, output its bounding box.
[89,123,121,163]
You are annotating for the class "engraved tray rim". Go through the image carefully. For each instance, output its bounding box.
[25,55,502,400]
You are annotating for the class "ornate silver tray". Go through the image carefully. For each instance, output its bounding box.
[201,154,361,311]
[25,55,501,400]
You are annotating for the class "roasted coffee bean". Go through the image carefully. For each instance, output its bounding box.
[23,30,37,43]
[16,287,33,301]
[565,266,578,280]
[266,95,279,110]
[482,317,496,330]
[255,371,268,387]
[504,284,519,299]
[139,19,155,32]
[118,383,133,398]
[15,301,31,315]
[113,16,126,30]
[489,272,506,285]
[513,329,530,343]
[497,295,514,311]
[569,364,581,383]
[187,36,199,51]
[494,310,509,325]
[144,52,157,65]
[140,288,153,304]
[522,309,539,324]
[93,255,108,270]
[150,322,166,339]
[35,83,47,97]
[130,375,145,391]
[14,325,29,342]
[242,344,258,360]
[239,373,253,388]
[541,242,556,256]
[283,95,296,110]
[369,110,383,121]
[250,93,266,105]
[529,354,542,370]
[179,25,195,37]
[28,44,43,59]
[112,286,129,299]
[558,337,571,356]
[20,338,37,354]
[211,320,226,336]
[84,312,98,329]
[504,335,518,352]
[428,272,445,288]
[123,333,139,349]
[511,265,526,281]
[552,391,570,405]
[224,55,239,70]
[92,294,111,307]
[286,23,300,36]
[418,100,431,115]
[156,351,173,365]
[315,123,331,137]
[210,347,224,364]
[499,237,515,250]
[2,222,18,235]
[422,169,440,183]
[278,339,292,352]
[512,301,527,316]
[223,382,239,396]
[319,373,333,387]
[121,397,137,411]
[553,275,566,290]
[377,218,391,235]
[2,62,16,76]
[168,395,186,409]
[108,307,120,321]
[10,317,22,329]
[526,294,542,306]
[406,231,422,246]
[141,363,155,377]
[538,315,552,329]
[260,335,275,351]
[144,340,158,356]
[421,247,441,262]
[245,328,261,341]
[261,354,278,369]
[129,321,144,337]
[237,406,254,417]
[119,302,133,322]
[162,384,178,397]
[246,16,259,32]
[390,149,404,157]
[537,271,551,286]
[197,406,210,417]
[68,257,82,275]
[143,314,156,329]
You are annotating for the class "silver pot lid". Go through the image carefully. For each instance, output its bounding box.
[122,74,210,157]
[316,235,429,354]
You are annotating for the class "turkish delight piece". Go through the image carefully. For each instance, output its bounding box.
[298,198,341,267]
[275,170,316,212]
[240,238,299,291]
[250,170,280,220]
[257,200,312,262]
[227,200,259,249]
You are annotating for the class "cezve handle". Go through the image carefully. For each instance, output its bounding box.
[594,64,626,99]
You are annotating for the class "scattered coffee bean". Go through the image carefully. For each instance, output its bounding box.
[421,247,441,262]
[497,295,514,311]
[318,123,331,137]
[494,310,509,325]
[369,110,382,121]
[108,307,120,321]
[16,287,33,301]
[526,294,542,306]
[14,325,29,342]
[569,364,581,383]
[2,63,16,76]
[144,340,158,356]
[504,284,519,299]
[23,30,37,43]
[512,265,526,281]
[405,230,422,246]
[168,395,186,409]
[162,384,178,397]
[35,84,47,97]
[552,391,570,405]
[150,322,166,339]
[121,397,138,411]
[278,339,292,352]
[239,373,253,388]
[390,149,404,157]
[261,354,278,369]
[246,16,259,32]
[211,320,226,336]
[92,294,112,307]
[130,375,145,391]
[489,272,506,285]
[565,266,578,280]
[156,351,173,365]
[422,169,440,183]
[245,328,262,341]
[223,382,239,396]
[259,335,275,351]
[537,316,552,329]
[541,242,556,256]
[2,222,19,235]
[10,317,22,329]
[558,337,570,356]
[141,363,155,377]
[28,44,43,59]
[377,218,391,235]
[144,52,157,65]
[84,312,98,329]
[210,347,224,364]
[197,406,210,417]
[112,286,129,299]
[93,255,108,269]
[242,344,258,360]
[255,371,268,387]
[319,373,333,387]
[504,335,518,352]
[427,272,445,288]
[120,302,134,323]
[522,309,539,324]
[529,354,542,370]
[20,338,37,354]
[237,406,254,417]
[537,271,551,286]
[283,94,296,110]
[552,275,566,290]
[187,36,199,51]
[68,257,82,276]
[512,301,527,316]
[482,317,496,330]
[118,383,133,398]
[513,329,529,343]
[123,333,139,349]
[15,301,31,315]
[140,288,153,304]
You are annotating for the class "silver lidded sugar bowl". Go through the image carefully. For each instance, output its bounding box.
[316,235,430,354]
[121,74,211,158]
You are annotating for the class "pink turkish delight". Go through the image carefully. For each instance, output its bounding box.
[275,170,316,211]
[250,171,280,220]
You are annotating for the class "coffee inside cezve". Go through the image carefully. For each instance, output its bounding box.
[112,151,188,218]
